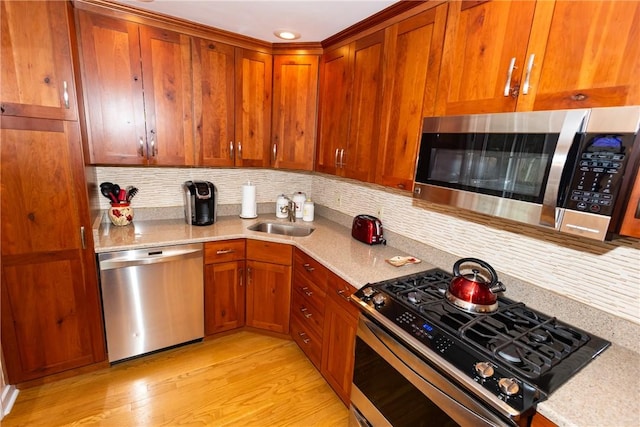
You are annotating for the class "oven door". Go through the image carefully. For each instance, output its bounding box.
[350,315,519,427]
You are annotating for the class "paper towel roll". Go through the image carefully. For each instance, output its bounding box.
[240,182,257,218]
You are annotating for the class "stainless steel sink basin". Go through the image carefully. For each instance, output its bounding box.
[247,222,315,237]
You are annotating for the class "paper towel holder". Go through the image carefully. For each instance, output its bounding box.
[240,181,258,219]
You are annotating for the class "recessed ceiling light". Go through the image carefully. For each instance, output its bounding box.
[274,30,301,40]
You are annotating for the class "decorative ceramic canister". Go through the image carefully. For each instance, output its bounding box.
[108,203,134,226]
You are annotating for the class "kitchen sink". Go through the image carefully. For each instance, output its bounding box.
[247,222,315,237]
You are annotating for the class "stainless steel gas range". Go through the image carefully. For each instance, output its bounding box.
[349,268,610,427]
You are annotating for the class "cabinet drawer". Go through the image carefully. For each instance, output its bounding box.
[292,273,326,312]
[204,239,245,264]
[291,289,324,337]
[246,240,292,265]
[327,273,360,318]
[291,313,322,369]
[294,249,328,290]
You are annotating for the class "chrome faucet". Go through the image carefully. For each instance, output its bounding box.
[279,196,296,222]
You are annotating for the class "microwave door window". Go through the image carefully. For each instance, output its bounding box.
[429,149,463,183]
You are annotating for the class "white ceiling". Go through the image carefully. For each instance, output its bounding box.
[112,0,398,43]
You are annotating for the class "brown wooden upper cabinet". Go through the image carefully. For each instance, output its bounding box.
[193,37,272,167]
[619,169,640,239]
[375,5,447,191]
[76,10,194,165]
[1,1,78,121]
[316,30,386,182]
[271,55,320,171]
[435,0,640,115]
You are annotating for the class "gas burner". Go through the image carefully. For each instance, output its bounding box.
[407,291,421,304]
[497,344,523,364]
[527,328,551,343]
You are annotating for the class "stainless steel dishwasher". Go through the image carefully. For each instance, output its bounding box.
[98,243,204,362]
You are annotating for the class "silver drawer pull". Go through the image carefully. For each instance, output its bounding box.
[300,307,312,318]
[298,331,310,344]
[503,57,517,97]
[301,286,313,297]
[522,54,535,95]
[216,249,235,255]
[336,289,351,302]
[303,263,315,272]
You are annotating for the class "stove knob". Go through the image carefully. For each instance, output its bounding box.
[372,293,386,306]
[362,287,375,298]
[498,378,520,396]
[474,362,494,378]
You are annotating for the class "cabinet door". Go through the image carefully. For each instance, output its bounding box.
[435,1,536,115]
[321,295,358,407]
[520,0,640,111]
[76,10,147,164]
[192,38,235,167]
[245,260,291,334]
[1,0,78,120]
[343,31,385,182]
[139,25,194,166]
[271,54,319,171]
[1,117,105,383]
[376,5,447,191]
[235,49,272,167]
[619,169,640,238]
[316,45,351,176]
[204,260,245,335]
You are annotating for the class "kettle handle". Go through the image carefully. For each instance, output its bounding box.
[452,258,499,288]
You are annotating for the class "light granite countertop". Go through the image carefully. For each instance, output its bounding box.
[94,214,640,427]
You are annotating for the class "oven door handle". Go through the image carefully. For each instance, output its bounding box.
[539,109,590,228]
[357,315,519,427]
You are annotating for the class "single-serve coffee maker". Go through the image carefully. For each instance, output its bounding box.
[183,180,217,226]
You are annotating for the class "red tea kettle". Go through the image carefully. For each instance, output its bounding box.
[445,258,506,314]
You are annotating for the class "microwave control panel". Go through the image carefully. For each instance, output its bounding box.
[565,134,633,216]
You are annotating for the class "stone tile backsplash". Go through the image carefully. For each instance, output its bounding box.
[96,167,640,325]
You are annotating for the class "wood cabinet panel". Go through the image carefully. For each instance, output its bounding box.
[272,54,319,171]
[204,239,246,264]
[246,240,292,265]
[192,38,236,167]
[245,260,291,334]
[1,0,78,120]
[290,312,323,369]
[77,10,194,165]
[619,168,640,238]
[521,0,640,111]
[1,117,105,384]
[376,5,447,191]
[235,49,272,167]
[139,25,194,166]
[316,45,350,176]
[435,1,536,115]
[291,288,325,338]
[204,260,246,335]
[293,249,328,290]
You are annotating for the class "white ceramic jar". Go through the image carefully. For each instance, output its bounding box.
[276,194,288,218]
[292,192,306,218]
[302,198,314,222]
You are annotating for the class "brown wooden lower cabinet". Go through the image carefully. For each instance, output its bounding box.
[290,249,358,406]
[204,240,246,335]
[246,240,292,334]
[531,412,557,427]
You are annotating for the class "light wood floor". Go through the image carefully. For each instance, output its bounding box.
[2,331,349,426]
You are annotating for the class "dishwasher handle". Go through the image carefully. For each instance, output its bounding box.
[99,246,203,270]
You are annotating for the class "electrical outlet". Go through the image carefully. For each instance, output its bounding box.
[377,206,384,219]
[335,193,342,207]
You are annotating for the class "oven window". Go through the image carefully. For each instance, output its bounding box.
[353,337,460,427]
[415,132,559,203]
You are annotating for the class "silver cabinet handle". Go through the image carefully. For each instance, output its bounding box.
[216,249,235,255]
[239,267,244,287]
[522,54,535,95]
[80,226,86,249]
[298,331,310,344]
[63,81,69,109]
[339,148,345,167]
[272,143,277,162]
[503,57,517,97]
[300,307,312,318]
[139,137,145,157]
[237,141,242,159]
[150,137,156,157]
[301,286,313,297]
[303,263,315,272]
[230,141,234,159]
[336,288,351,302]
[334,148,340,168]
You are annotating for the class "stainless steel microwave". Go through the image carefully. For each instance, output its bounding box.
[413,106,640,241]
